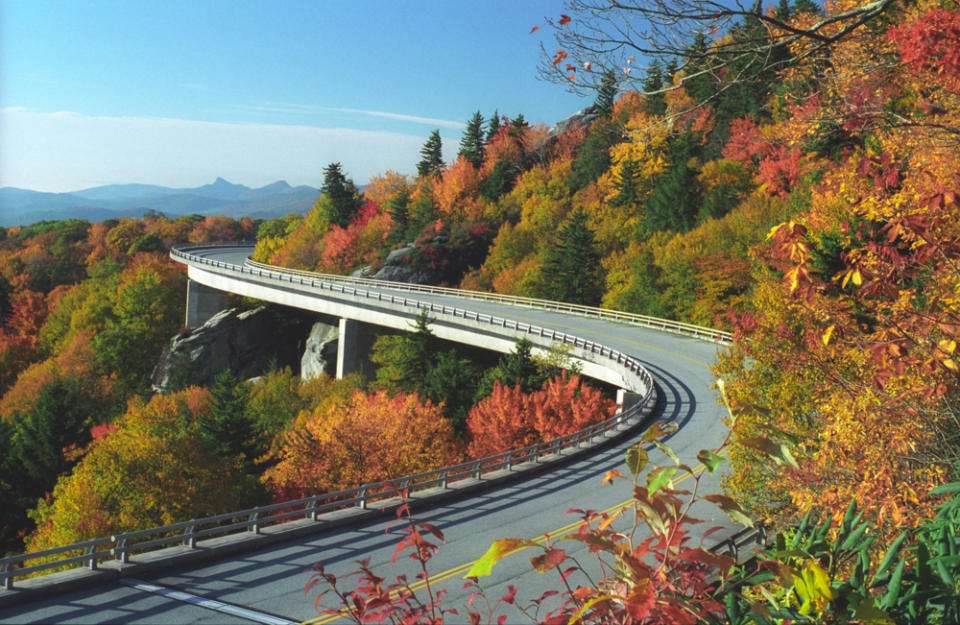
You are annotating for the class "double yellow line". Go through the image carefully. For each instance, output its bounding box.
[301,464,712,625]
[301,314,717,624]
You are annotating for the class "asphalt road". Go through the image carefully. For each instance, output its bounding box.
[1,249,732,625]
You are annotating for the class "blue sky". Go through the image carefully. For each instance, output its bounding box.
[0,0,592,192]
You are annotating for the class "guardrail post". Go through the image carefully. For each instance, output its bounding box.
[440,470,449,488]
[472,461,482,479]
[357,487,368,510]
[114,536,130,563]
[249,510,261,534]
[727,538,738,559]
[183,521,198,548]
[85,544,98,570]
[2,561,12,589]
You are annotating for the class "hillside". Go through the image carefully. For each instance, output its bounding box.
[2,0,960,619]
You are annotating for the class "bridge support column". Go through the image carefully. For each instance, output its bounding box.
[335,318,379,379]
[617,389,644,415]
[336,318,358,378]
[185,279,229,328]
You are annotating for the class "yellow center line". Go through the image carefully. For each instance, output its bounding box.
[300,464,713,625]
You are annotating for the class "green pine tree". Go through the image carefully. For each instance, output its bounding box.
[457,111,486,167]
[541,208,603,306]
[594,70,619,118]
[320,162,362,228]
[644,132,702,233]
[485,110,501,143]
[473,337,546,403]
[198,370,262,474]
[642,60,667,116]
[417,130,444,178]
[385,187,412,246]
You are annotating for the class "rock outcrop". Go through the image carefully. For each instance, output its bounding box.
[300,320,340,379]
[370,245,440,284]
[151,305,318,393]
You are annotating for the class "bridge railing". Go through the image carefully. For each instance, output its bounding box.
[1,388,649,589]
[170,243,732,345]
[1,244,729,589]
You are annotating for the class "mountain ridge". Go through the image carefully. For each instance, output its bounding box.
[0,178,319,227]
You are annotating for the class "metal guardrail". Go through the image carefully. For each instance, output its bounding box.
[0,243,731,589]
[170,242,732,345]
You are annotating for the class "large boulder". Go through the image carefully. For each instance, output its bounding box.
[371,245,440,284]
[151,305,317,393]
[301,320,340,379]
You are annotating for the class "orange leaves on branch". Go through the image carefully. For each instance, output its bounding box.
[551,49,568,67]
[264,390,461,499]
[466,373,616,458]
[755,145,804,198]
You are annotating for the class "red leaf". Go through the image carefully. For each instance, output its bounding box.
[552,49,568,66]
[531,548,566,572]
[559,14,571,25]
[529,25,540,34]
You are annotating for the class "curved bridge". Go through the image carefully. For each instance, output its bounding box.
[0,244,739,624]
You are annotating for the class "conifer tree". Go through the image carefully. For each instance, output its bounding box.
[320,162,362,228]
[541,208,602,306]
[417,130,444,178]
[474,337,546,403]
[385,188,411,245]
[644,132,701,233]
[457,111,486,167]
[594,70,619,118]
[485,110,501,143]
[197,370,261,474]
[642,60,667,115]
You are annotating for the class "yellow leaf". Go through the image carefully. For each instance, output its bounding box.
[822,325,835,346]
[852,269,862,286]
[939,339,957,354]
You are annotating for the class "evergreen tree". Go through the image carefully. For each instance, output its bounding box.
[385,188,412,245]
[474,337,546,403]
[568,118,623,191]
[408,181,437,236]
[541,208,603,306]
[594,70,619,118]
[644,132,701,233]
[642,60,667,116]
[370,311,479,432]
[457,111,486,167]
[320,162,362,228]
[612,159,641,207]
[417,130,444,178]
[485,109,501,143]
[197,370,261,474]
[5,376,99,542]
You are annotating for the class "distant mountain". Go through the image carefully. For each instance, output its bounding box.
[0,178,319,227]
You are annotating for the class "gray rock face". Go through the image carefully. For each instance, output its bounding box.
[369,245,439,284]
[301,321,340,380]
[371,263,437,284]
[549,105,599,137]
[151,305,317,393]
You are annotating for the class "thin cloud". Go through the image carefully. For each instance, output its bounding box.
[0,107,432,191]
[244,102,465,129]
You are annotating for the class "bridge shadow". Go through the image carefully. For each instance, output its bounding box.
[142,359,710,611]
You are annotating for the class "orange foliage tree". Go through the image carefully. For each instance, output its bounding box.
[264,390,461,500]
[466,373,616,458]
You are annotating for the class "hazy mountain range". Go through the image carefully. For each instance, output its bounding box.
[0,178,320,227]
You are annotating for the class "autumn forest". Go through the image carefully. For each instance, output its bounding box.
[2,0,960,620]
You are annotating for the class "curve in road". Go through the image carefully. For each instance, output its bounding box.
[1,245,734,624]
